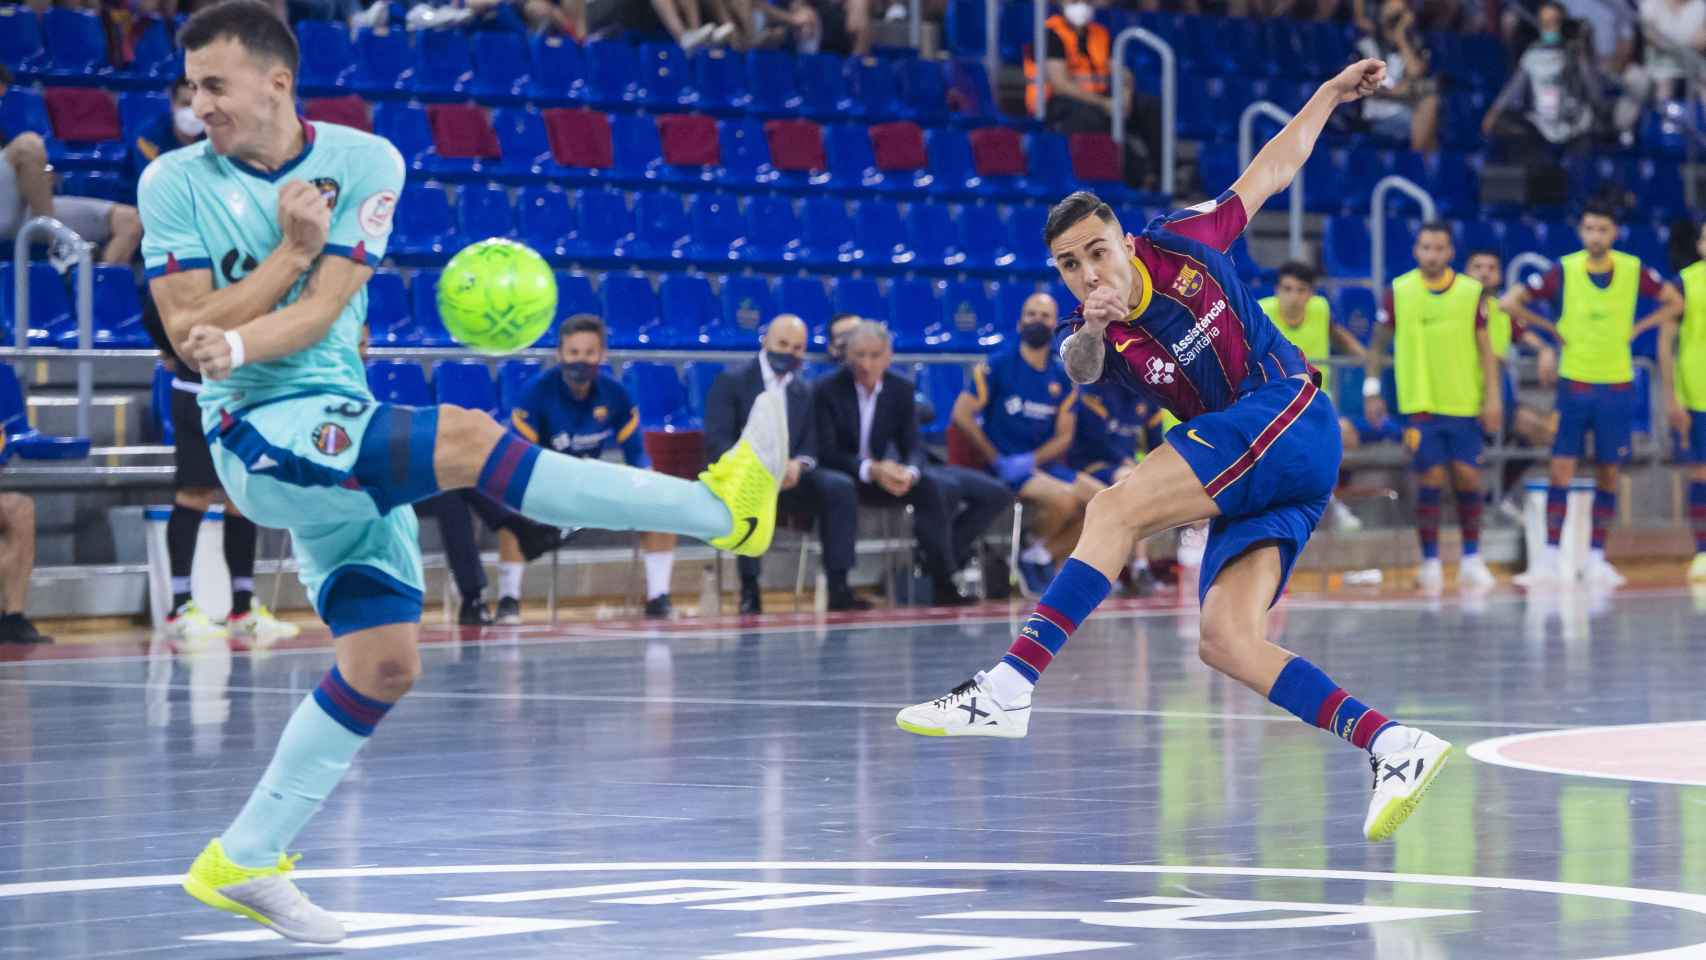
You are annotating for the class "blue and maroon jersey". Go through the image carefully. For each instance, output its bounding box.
[1067,191,1314,421]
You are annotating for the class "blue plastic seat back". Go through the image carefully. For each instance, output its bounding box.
[799,195,856,259]
[638,42,690,106]
[777,276,831,337]
[0,362,28,432]
[517,185,574,247]
[632,191,690,256]
[847,56,901,119]
[392,182,456,246]
[832,276,885,323]
[408,270,457,346]
[688,192,745,261]
[44,9,107,74]
[553,271,600,329]
[573,187,636,250]
[0,263,73,338]
[623,361,690,424]
[117,90,169,143]
[433,360,499,415]
[0,88,53,145]
[353,28,412,95]
[600,272,661,347]
[915,362,966,436]
[0,6,46,73]
[908,202,959,266]
[744,49,800,114]
[372,102,435,165]
[683,360,726,417]
[412,28,473,97]
[296,20,356,91]
[853,199,907,264]
[943,0,984,55]
[584,40,641,105]
[796,53,850,116]
[493,108,552,170]
[532,34,586,101]
[498,358,543,414]
[366,359,433,406]
[471,31,532,95]
[900,58,948,123]
[940,279,994,346]
[90,263,142,334]
[720,274,773,341]
[365,271,411,343]
[457,183,516,241]
[658,274,719,347]
[694,48,747,111]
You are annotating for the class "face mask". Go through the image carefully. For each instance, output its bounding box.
[1063,2,1093,28]
[766,351,801,375]
[174,106,204,138]
[561,361,597,387]
[1019,323,1054,347]
[1540,29,1562,44]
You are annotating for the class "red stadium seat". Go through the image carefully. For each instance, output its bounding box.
[763,118,826,172]
[656,113,720,167]
[869,121,927,172]
[967,126,1025,177]
[1068,132,1122,184]
[42,87,118,143]
[304,96,372,133]
[543,108,614,170]
[426,104,500,160]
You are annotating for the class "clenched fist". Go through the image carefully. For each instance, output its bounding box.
[1326,58,1387,104]
[276,180,332,262]
[1080,285,1128,336]
[184,325,237,380]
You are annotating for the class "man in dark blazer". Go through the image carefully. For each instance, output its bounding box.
[814,322,1011,605]
[706,314,863,614]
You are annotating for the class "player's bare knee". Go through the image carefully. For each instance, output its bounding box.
[364,652,421,701]
[434,404,505,487]
[1085,483,1141,534]
[176,487,220,511]
[7,133,45,169]
[1198,617,1256,673]
[109,204,141,240]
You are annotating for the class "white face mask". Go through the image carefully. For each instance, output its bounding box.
[174,106,205,139]
[1063,2,1093,28]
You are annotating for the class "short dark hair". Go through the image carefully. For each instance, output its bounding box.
[0,64,12,89]
[559,313,606,344]
[830,312,861,328]
[1465,248,1501,264]
[1580,199,1620,225]
[1275,261,1317,286]
[171,74,192,98]
[1043,191,1118,245]
[179,0,300,76]
[1417,221,1455,242]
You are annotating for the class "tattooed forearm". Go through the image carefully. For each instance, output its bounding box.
[1061,330,1105,385]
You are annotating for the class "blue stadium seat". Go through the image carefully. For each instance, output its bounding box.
[407,271,459,346]
[0,87,59,157]
[852,199,910,272]
[0,361,87,459]
[367,360,433,405]
[1634,158,1686,220]
[628,191,691,266]
[717,117,779,193]
[953,203,1009,274]
[796,53,853,120]
[795,195,857,270]
[658,273,723,348]
[84,265,148,348]
[924,127,978,199]
[823,123,885,195]
[59,170,126,203]
[372,102,438,177]
[295,20,356,95]
[470,31,537,105]
[412,29,474,100]
[914,362,966,439]
[846,56,902,121]
[498,358,543,415]
[694,48,749,114]
[1621,221,1670,272]
[1022,131,1075,201]
[832,276,885,326]
[531,34,586,104]
[1534,218,1577,261]
[151,361,173,443]
[582,40,641,108]
[907,202,963,274]
[1004,205,1052,274]
[42,9,113,85]
[609,112,664,186]
[777,276,832,344]
[117,90,168,144]
[719,274,773,343]
[456,183,516,243]
[434,360,500,415]
[366,271,415,346]
[685,192,746,267]
[600,272,662,349]
[740,193,801,268]
[562,188,635,266]
[1323,215,1371,279]
[638,43,695,109]
[518,185,575,261]
[886,277,940,352]
[1229,235,1274,284]
[991,282,1035,347]
[1456,218,1503,263]
[491,108,561,182]
[128,19,177,85]
[899,59,949,126]
[388,182,459,265]
[997,0,1033,64]
[352,28,412,99]
[744,49,801,117]
[0,6,47,80]
[552,271,601,338]
[684,360,726,418]
[943,0,984,56]
[940,279,996,350]
[0,263,73,346]
[623,361,693,426]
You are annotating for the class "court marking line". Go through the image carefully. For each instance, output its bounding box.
[0,676,1578,731]
[1467,720,1706,786]
[3,860,1706,960]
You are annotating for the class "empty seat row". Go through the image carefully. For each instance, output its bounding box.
[0,7,179,89]
[0,263,149,349]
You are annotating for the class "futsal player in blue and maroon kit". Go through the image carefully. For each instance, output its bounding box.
[899,58,1451,843]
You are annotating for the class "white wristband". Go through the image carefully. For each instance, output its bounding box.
[224,330,246,370]
[1362,377,1382,398]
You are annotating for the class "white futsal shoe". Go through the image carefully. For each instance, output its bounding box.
[165,602,228,651]
[1458,555,1496,591]
[1690,552,1706,582]
[1364,728,1452,842]
[1513,548,1564,588]
[1415,558,1443,593]
[896,672,1030,738]
[1583,554,1627,587]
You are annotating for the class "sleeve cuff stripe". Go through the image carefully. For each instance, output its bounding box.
[144,257,211,279]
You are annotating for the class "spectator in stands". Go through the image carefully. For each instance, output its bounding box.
[0,482,49,645]
[951,292,1087,597]
[815,322,1008,606]
[707,314,862,613]
[1353,0,1440,152]
[1024,1,1163,190]
[128,76,205,187]
[826,312,862,365]
[502,314,676,620]
[0,68,143,266]
[1483,2,1602,154]
[1501,200,1680,587]
[1560,0,1636,73]
[742,0,830,52]
[519,0,586,36]
[1067,380,1160,594]
[1660,219,1706,582]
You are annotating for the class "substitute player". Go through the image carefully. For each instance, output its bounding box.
[140,2,784,943]
[1365,223,1501,593]
[1502,201,1681,587]
[898,59,1451,843]
[1662,219,1706,582]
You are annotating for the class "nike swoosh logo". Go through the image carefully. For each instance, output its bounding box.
[1186,429,1214,449]
[1114,339,1137,353]
[729,516,759,551]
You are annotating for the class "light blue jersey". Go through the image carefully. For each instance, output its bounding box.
[138,120,404,419]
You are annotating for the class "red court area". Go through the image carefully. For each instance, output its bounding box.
[1475,721,1706,786]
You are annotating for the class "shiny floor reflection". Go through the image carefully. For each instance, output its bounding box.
[3,588,1706,958]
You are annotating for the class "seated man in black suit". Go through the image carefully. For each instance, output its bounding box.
[815,322,1011,605]
[706,314,863,613]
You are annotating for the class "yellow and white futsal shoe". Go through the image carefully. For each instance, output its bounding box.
[702,387,787,558]
[1364,729,1452,841]
[182,838,344,944]
[1690,552,1706,582]
[896,672,1031,738]
[227,604,300,648]
[165,602,228,651]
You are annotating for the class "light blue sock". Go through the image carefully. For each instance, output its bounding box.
[219,668,386,868]
[478,432,731,541]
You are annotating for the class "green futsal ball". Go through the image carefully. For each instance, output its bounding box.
[437,238,557,355]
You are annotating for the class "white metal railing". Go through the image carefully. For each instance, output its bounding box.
[1237,100,1304,260]
[909,0,921,49]
[1504,252,1553,291]
[12,216,93,439]
[1369,175,1437,297]
[1110,26,1174,198]
[983,0,999,108]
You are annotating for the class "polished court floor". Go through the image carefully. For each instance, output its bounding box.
[3,586,1706,958]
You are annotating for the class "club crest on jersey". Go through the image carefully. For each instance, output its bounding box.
[592,405,609,423]
[311,177,340,210]
[1047,382,1062,397]
[312,422,351,455]
[1144,357,1176,385]
[1172,264,1204,298]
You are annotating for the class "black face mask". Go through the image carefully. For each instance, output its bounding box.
[561,361,598,387]
[1019,323,1054,347]
[767,351,801,375]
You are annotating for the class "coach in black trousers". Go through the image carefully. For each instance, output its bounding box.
[814,322,1010,606]
[706,315,863,614]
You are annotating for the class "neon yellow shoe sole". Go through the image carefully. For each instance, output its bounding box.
[896,717,948,736]
[1365,744,1452,842]
[181,838,344,943]
[701,440,778,558]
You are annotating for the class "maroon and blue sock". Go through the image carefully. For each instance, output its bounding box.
[1692,481,1706,553]
[1268,656,1397,752]
[1456,490,1483,557]
[1545,485,1568,546]
[1416,486,1441,560]
[1591,488,1616,551]
[313,664,394,736]
[1001,558,1112,683]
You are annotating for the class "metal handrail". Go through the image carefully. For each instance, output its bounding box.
[1032,0,1045,122]
[909,0,921,49]
[1110,26,1175,198]
[1369,175,1437,298]
[13,216,93,438]
[983,0,999,108]
[1237,101,1304,260]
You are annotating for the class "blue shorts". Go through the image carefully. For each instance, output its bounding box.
[1167,377,1340,607]
[1688,410,1706,463]
[1402,413,1484,472]
[1350,415,1404,446]
[1552,378,1634,464]
[1002,459,1078,493]
[207,393,440,637]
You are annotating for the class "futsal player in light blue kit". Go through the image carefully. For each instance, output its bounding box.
[139,1,787,942]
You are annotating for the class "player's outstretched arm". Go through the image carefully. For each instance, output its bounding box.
[182,256,373,380]
[1231,58,1386,221]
